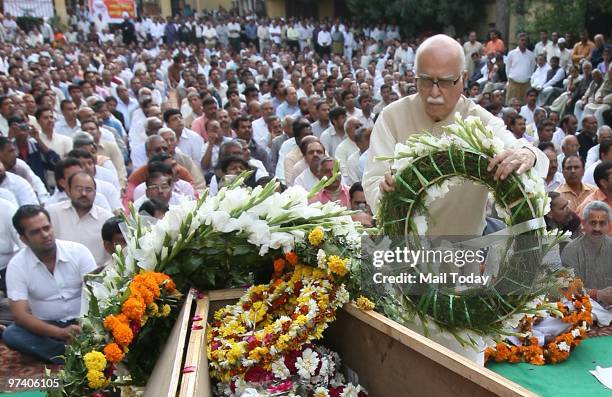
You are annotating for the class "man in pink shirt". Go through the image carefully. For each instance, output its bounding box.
[310,157,351,208]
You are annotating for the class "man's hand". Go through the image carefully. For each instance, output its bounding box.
[487,148,536,181]
[379,170,395,193]
[55,324,82,341]
[597,287,612,306]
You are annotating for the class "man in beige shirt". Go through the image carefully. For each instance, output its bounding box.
[46,172,113,266]
[556,154,597,211]
[363,34,549,235]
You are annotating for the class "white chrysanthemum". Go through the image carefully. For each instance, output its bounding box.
[314,386,330,397]
[336,286,350,304]
[340,383,363,397]
[296,348,320,379]
[240,388,264,397]
[271,359,291,379]
[557,341,571,352]
[317,249,327,268]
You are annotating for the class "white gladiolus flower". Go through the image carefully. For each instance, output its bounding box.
[413,215,428,235]
[296,348,320,379]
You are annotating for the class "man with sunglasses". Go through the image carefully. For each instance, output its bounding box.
[363,34,549,236]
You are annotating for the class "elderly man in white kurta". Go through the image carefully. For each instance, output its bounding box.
[363,34,549,237]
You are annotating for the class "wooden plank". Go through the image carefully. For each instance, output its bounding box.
[324,303,536,397]
[144,290,195,397]
[179,293,212,397]
[208,288,248,301]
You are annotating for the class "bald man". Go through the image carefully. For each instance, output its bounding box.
[363,34,549,235]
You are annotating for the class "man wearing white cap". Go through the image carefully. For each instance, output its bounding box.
[547,33,571,72]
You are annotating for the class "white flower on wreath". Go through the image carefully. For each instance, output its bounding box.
[340,383,364,397]
[271,358,291,379]
[296,348,320,379]
[557,341,571,352]
[413,215,428,236]
[571,329,581,338]
[240,388,264,397]
[314,386,330,397]
[336,286,350,304]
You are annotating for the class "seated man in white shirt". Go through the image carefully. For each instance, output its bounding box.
[3,205,96,363]
[133,166,189,211]
[0,197,21,296]
[294,139,325,191]
[132,158,195,202]
[46,172,114,266]
[0,159,39,206]
[72,133,121,190]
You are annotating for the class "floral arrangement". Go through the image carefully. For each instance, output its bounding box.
[215,344,368,397]
[485,279,592,365]
[370,113,565,340]
[207,264,349,381]
[53,271,181,396]
[54,177,364,396]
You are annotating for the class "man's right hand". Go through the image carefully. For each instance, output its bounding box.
[379,170,396,193]
[597,287,612,306]
[55,324,82,341]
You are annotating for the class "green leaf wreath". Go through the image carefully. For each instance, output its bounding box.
[370,113,564,339]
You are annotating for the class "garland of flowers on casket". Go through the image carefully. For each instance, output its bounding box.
[51,175,367,396]
[370,113,566,340]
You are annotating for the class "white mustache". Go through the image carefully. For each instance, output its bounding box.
[426,96,445,105]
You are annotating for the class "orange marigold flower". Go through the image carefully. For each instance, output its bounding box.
[112,322,134,346]
[103,313,129,330]
[122,296,146,321]
[285,252,298,266]
[273,258,286,275]
[104,342,124,363]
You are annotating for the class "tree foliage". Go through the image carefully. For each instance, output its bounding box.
[345,0,486,37]
[513,0,612,39]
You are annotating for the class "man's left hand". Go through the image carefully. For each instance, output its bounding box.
[487,148,536,181]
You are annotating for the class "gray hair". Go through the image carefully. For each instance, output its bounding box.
[415,34,466,75]
[158,127,175,138]
[315,156,336,175]
[73,131,95,148]
[561,135,578,147]
[343,116,360,133]
[597,125,612,139]
[220,140,242,156]
[145,135,164,152]
[533,108,548,120]
[582,200,611,221]
[354,126,369,144]
[145,117,162,134]
[281,115,295,127]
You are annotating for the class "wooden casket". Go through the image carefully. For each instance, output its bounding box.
[144,289,536,397]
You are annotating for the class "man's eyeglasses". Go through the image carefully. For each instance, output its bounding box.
[416,76,462,90]
[147,183,171,192]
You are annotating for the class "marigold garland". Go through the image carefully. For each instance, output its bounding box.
[485,280,592,365]
[207,264,349,382]
[83,271,179,390]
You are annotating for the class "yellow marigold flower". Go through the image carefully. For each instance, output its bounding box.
[103,342,124,363]
[308,227,325,246]
[83,351,106,372]
[122,296,146,321]
[160,304,171,317]
[86,369,108,389]
[356,296,375,311]
[327,255,348,276]
[148,302,159,316]
[248,346,269,361]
